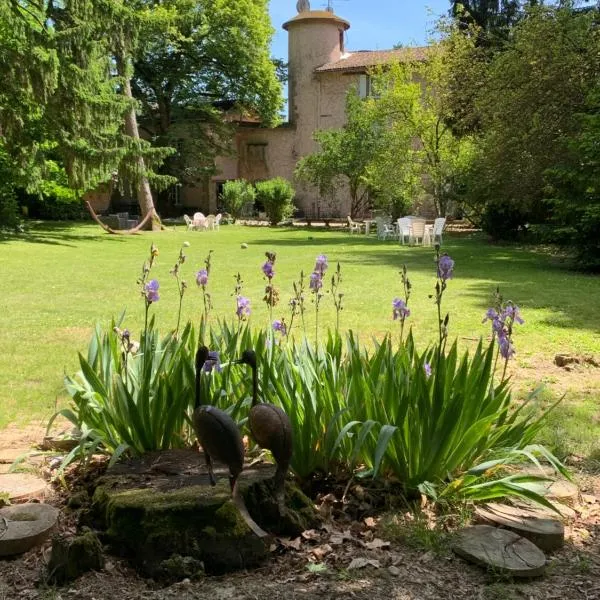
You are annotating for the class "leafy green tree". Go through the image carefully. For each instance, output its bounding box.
[219,179,255,222]
[462,5,599,236]
[130,0,283,194]
[547,87,600,270]
[295,92,389,218]
[254,178,295,225]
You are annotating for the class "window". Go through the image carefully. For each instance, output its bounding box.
[246,143,267,162]
[339,29,344,53]
[358,74,380,99]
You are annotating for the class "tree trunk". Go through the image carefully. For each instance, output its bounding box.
[116,51,161,231]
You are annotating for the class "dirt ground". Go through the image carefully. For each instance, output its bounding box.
[1,466,600,600]
[2,362,600,600]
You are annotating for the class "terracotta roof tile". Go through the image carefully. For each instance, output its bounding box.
[315,47,428,73]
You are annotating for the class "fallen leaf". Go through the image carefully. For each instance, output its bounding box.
[364,517,377,528]
[312,544,333,560]
[306,562,328,574]
[280,537,302,550]
[348,557,381,570]
[302,529,320,541]
[365,538,391,550]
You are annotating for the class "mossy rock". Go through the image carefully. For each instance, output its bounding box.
[91,449,318,578]
[47,528,105,584]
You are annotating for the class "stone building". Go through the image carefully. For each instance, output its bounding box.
[89,2,425,218]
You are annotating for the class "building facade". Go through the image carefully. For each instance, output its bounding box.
[89,2,425,219]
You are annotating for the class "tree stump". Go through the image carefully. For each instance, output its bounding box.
[453,525,546,578]
[91,449,318,578]
[475,503,564,551]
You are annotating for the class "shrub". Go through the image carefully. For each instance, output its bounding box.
[0,151,19,230]
[219,179,255,222]
[254,178,295,226]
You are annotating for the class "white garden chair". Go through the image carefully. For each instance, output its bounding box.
[214,213,222,231]
[206,214,216,230]
[431,217,446,245]
[397,218,412,245]
[183,214,195,231]
[409,219,427,245]
[347,216,362,234]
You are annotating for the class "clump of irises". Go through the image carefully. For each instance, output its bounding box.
[233,272,251,322]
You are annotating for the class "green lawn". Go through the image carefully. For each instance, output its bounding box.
[1,221,599,460]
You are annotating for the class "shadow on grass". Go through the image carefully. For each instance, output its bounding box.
[0,221,128,247]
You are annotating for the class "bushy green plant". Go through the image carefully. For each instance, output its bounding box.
[54,243,566,508]
[254,177,295,225]
[219,179,255,222]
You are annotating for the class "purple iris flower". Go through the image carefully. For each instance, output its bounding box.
[236,295,251,319]
[309,272,323,291]
[122,329,130,340]
[144,279,160,303]
[482,308,498,324]
[503,304,525,325]
[437,254,454,281]
[272,319,287,336]
[392,298,410,321]
[498,335,515,360]
[424,363,432,378]
[196,269,208,287]
[262,261,275,279]
[315,254,328,275]
[203,350,222,373]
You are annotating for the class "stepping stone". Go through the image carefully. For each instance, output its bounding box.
[453,525,546,578]
[545,480,579,505]
[0,503,59,556]
[0,473,48,502]
[0,464,11,475]
[515,499,577,522]
[475,503,564,551]
[0,448,30,464]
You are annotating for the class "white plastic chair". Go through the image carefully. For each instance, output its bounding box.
[410,219,427,245]
[206,214,216,230]
[214,213,222,231]
[382,221,396,240]
[183,214,195,231]
[347,216,362,234]
[431,217,446,245]
[397,218,412,245]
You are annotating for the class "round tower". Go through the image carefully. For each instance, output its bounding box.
[283,6,350,126]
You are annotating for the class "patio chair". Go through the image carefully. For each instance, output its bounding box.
[431,217,446,245]
[206,214,216,230]
[183,214,195,231]
[347,216,362,234]
[397,218,412,245]
[409,219,427,245]
[214,213,222,231]
[381,221,396,240]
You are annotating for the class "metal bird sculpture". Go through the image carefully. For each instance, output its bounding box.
[235,349,293,507]
[192,346,269,538]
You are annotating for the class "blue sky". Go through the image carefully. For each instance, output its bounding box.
[268,1,452,60]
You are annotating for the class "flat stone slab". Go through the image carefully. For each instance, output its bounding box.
[0,464,11,475]
[93,449,318,579]
[0,503,59,556]
[475,503,564,551]
[0,449,30,464]
[453,525,546,578]
[545,480,579,505]
[0,473,48,502]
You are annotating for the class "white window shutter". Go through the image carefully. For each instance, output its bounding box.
[358,74,368,99]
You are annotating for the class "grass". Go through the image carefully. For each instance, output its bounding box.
[1,221,599,459]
